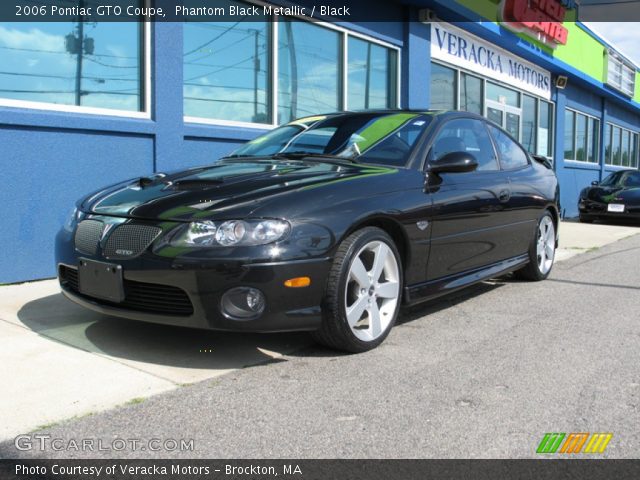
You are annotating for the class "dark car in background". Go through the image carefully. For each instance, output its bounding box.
[579,169,640,224]
[56,111,560,352]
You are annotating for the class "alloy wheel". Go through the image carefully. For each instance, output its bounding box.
[344,240,400,342]
[536,216,555,275]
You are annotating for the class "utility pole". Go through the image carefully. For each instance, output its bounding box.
[284,22,297,122]
[364,42,371,109]
[252,29,259,121]
[74,0,84,106]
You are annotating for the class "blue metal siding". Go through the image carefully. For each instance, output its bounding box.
[556,84,602,217]
[0,126,153,283]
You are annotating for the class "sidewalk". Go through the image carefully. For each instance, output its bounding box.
[556,220,639,262]
[0,220,637,441]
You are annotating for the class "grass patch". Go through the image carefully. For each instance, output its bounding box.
[125,397,146,406]
[32,420,60,431]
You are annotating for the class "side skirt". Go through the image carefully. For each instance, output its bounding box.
[403,254,530,305]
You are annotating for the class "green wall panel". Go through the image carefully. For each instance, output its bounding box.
[453,0,639,102]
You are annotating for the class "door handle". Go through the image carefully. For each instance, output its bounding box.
[498,189,511,203]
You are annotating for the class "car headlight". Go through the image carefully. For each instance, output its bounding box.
[168,219,290,247]
[63,207,79,232]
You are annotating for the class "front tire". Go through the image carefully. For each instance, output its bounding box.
[313,227,403,353]
[515,211,556,281]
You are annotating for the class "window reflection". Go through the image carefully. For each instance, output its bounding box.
[538,101,552,157]
[522,95,536,153]
[278,21,340,123]
[0,14,143,111]
[184,7,271,123]
[459,73,482,115]
[430,63,456,110]
[348,36,397,110]
[564,110,575,160]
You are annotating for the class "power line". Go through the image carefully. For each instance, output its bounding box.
[184,96,266,105]
[0,45,138,60]
[82,56,139,69]
[184,17,248,57]
[0,70,138,82]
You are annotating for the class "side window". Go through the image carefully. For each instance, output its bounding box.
[430,118,499,171]
[488,124,529,170]
[624,172,640,187]
[358,118,428,167]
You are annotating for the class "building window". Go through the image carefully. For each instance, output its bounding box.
[564,109,599,163]
[606,50,636,97]
[184,11,399,126]
[522,95,536,154]
[587,117,598,163]
[564,110,575,160]
[459,72,482,115]
[278,20,340,123]
[604,122,639,168]
[347,36,398,110]
[430,63,456,110]
[184,12,399,125]
[184,11,271,124]
[538,100,553,158]
[486,82,519,108]
[0,20,144,112]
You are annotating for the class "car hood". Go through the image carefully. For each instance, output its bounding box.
[586,185,640,203]
[82,159,397,221]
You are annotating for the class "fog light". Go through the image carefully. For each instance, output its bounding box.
[221,287,266,320]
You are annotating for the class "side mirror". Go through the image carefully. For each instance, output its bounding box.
[591,180,599,186]
[429,151,478,174]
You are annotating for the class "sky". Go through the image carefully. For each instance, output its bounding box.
[582,22,640,66]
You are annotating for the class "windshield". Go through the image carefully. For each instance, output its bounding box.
[230,112,433,167]
[600,171,625,187]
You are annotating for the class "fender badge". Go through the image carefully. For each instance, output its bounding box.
[416,221,429,231]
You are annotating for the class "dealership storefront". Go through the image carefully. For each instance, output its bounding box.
[1,0,639,283]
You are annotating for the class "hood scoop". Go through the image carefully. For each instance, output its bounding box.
[166,179,225,190]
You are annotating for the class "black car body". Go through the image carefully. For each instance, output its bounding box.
[56,111,560,352]
[578,169,640,223]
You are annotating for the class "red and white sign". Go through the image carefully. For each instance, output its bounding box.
[499,0,574,48]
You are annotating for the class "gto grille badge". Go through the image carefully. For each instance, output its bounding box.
[115,249,134,256]
[416,220,429,231]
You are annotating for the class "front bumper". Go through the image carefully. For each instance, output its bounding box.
[578,199,640,221]
[56,226,331,333]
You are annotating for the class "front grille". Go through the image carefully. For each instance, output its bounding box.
[103,224,162,259]
[74,220,104,255]
[59,265,194,316]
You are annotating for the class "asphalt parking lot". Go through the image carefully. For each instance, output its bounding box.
[1,222,639,459]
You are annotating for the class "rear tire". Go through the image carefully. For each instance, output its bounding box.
[312,227,403,353]
[515,211,556,281]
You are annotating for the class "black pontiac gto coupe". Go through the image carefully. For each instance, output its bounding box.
[578,169,640,223]
[57,111,560,352]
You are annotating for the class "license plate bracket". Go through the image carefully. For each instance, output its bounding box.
[607,203,625,213]
[78,258,125,303]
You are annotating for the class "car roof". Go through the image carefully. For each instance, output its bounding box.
[315,109,472,116]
